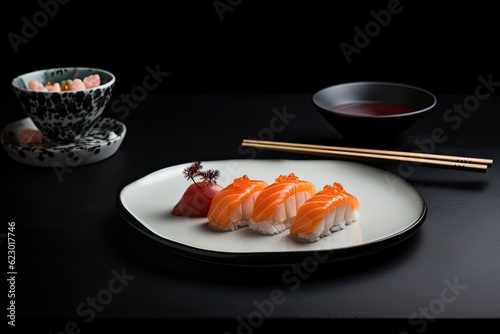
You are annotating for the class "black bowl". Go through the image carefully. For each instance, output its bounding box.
[312,81,437,146]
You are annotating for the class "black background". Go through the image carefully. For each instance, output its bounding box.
[2,2,500,332]
[2,0,499,103]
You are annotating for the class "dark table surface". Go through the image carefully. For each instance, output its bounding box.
[2,93,499,333]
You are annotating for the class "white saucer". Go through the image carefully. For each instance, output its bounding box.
[1,117,126,167]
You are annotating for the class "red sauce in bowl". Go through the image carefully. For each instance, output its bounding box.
[332,102,413,116]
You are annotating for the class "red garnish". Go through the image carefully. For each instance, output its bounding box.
[322,182,345,196]
[182,161,219,188]
[275,172,299,183]
[233,175,251,189]
[198,169,220,186]
[182,161,203,183]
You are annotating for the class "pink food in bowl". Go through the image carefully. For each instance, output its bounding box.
[15,129,45,146]
[70,79,86,90]
[83,74,101,88]
[27,74,101,92]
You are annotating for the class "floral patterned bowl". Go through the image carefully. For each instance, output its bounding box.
[11,67,115,144]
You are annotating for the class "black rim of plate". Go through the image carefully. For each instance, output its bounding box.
[116,192,427,268]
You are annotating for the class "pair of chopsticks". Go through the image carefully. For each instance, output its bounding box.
[241,139,494,173]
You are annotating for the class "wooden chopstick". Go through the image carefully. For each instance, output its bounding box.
[243,139,493,166]
[241,139,493,173]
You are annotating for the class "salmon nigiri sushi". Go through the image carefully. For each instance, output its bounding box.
[248,173,316,235]
[207,175,268,231]
[290,182,360,243]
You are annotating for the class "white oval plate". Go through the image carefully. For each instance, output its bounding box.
[117,159,426,266]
